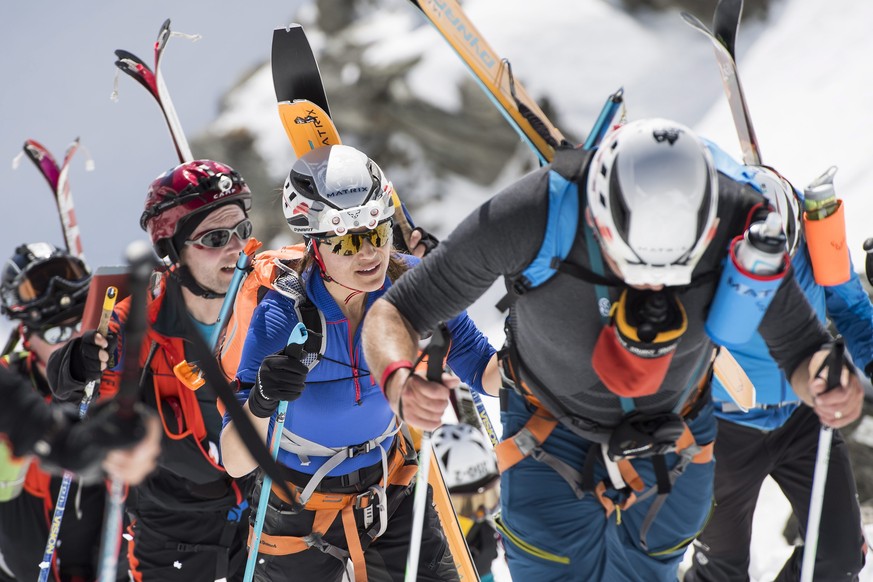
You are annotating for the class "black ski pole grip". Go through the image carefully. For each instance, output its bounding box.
[825,339,845,393]
[425,323,450,383]
[863,238,873,287]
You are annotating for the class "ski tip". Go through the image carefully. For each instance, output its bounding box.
[680,11,711,35]
[276,22,303,33]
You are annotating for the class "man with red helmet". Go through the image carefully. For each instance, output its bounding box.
[48,160,254,581]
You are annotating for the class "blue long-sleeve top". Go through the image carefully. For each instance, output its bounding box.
[707,149,873,430]
[221,255,496,475]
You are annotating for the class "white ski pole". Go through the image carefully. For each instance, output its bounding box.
[801,339,845,582]
[405,324,450,582]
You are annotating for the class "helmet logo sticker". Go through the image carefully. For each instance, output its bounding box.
[326,186,367,199]
[293,202,310,216]
[653,128,682,145]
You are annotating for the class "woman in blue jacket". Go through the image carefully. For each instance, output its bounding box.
[220,145,499,582]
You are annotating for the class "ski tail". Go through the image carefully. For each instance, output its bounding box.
[113,50,160,99]
[682,0,761,165]
[713,0,744,57]
[21,139,61,193]
[271,25,331,113]
[55,138,85,258]
[406,0,564,163]
[20,138,85,258]
[154,19,194,163]
[114,19,194,164]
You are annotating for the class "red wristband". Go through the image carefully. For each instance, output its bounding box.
[380,360,414,395]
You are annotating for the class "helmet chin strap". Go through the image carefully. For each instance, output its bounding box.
[309,241,364,305]
[172,265,226,300]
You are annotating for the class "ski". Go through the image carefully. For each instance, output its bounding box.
[271,25,330,114]
[21,138,86,258]
[404,0,564,164]
[270,26,480,581]
[114,19,195,163]
[278,100,342,157]
[681,0,762,165]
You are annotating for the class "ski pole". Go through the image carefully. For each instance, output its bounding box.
[470,390,499,449]
[38,286,117,582]
[405,323,451,582]
[244,322,308,582]
[96,243,155,582]
[583,88,625,151]
[800,339,846,582]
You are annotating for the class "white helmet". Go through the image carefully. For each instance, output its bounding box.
[282,145,395,236]
[751,166,801,256]
[433,423,499,493]
[587,119,719,287]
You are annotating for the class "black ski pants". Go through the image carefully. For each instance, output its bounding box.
[686,405,866,581]
[250,477,459,582]
[127,503,249,582]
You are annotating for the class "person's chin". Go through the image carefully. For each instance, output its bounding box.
[352,262,386,287]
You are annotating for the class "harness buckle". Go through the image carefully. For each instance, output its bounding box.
[347,441,374,458]
[354,490,375,510]
[512,427,540,458]
[511,278,530,297]
[303,532,332,554]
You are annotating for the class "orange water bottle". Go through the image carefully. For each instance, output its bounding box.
[802,166,850,285]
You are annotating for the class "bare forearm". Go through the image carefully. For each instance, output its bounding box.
[219,403,270,478]
[482,354,501,397]
[363,298,421,395]
[790,354,816,407]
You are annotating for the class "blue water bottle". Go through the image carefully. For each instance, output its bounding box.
[706,213,787,346]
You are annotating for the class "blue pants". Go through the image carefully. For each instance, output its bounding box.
[498,388,716,581]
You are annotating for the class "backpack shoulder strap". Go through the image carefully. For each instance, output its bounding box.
[496,147,596,311]
[272,268,325,370]
[298,297,325,365]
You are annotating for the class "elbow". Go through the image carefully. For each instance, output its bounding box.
[219,430,256,479]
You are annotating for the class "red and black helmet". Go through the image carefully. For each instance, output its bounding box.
[140,160,252,259]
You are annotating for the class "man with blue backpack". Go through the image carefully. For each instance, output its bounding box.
[363,118,865,581]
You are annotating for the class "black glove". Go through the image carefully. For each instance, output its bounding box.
[247,344,308,418]
[412,227,439,255]
[35,399,149,483]
[69,330,118,385]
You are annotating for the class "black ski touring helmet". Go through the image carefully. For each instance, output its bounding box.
[0,243,91,329]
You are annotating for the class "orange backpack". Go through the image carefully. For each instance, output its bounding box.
[217,243,324,383]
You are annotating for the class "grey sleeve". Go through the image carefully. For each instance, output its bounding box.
[384,168,551,334]
[758,267,831,379]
